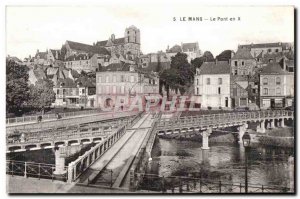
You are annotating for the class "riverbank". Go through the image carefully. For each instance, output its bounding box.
[258,127,294,148]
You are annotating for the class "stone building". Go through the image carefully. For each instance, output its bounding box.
[52,78,96,108]
[96,63,159,108]
[231,48,256,76]
[96,25,141,60]
[239,42,293,58]
[194,61,231,109]
[259,62,294,109]
[166,42,201,63]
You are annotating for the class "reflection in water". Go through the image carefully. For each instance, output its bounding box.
[150,138,294,188]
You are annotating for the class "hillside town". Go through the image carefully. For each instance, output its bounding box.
[6,25,294,115]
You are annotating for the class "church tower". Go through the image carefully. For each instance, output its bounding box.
[124,25,140,44]
[124,25,141,59]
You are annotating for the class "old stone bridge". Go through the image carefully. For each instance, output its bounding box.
[156,110,294,149]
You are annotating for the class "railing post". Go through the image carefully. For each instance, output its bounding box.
[38,163,41,180]
[262,185,264,193]
[219,181,222,193]
[24,162,27,178]
[11,161,14,177]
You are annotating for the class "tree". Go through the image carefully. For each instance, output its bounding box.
[202,51,215,62]
[216,50,232,62]
[160,53,195,95]
[27,79,56,112]
[6,59,30,114]
[191,51,215,69]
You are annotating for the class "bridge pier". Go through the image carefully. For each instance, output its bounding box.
[270,119,275,129]
[53,147,67,176]
[238,123,248,144]
[280,118,285,127]
[257,120,266,133]
[201,128,212,150]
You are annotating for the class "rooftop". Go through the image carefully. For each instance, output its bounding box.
[198,61,231,75]
[66,40,110,55]
[260,62,288,75]
[239,42,291,49]
[232,48,254,60]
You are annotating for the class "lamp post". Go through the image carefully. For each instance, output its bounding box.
[242,131,251,193]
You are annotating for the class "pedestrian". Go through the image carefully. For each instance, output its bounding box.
[37,115,42,123]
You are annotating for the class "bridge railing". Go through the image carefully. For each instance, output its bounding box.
[157,110,294,129]
[66,111,144,183]
[6,160,68,182]
[6,110,139,132]
[135,173,291,193]
[6,109,101,125]
[6,115,135,145]
[129,112,161,191]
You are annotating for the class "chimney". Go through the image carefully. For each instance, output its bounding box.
[283,58,287,71]
[37,49,39,54]
[111,34,115,41]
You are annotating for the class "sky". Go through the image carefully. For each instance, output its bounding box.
[6,5,294,60]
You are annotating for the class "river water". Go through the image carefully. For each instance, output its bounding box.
[148,138,294,189]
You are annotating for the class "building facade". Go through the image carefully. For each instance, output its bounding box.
[52,79,96,108]
[239,42,293,58]
[259,62,294,109]
[194,61,231,109]
[96,63,159,108]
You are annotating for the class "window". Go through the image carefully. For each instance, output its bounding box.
[240,98,247,106]
[275,49,279,52]
[197,79,199,85]
[218,87,221,94]
[112,86,116,94]
[242,61,244,66]
[196,87,199,95]
[106,76,109,83]
[234,70,238,75]
[276,87,281,95]
[98,87,102,94]
[234,61,238,66]
[263,78,268,85]
[121,86,125,94]
[218,78,222,85]
[120,75,124,82]
[276,77,281,85]
[82,89,85,94]
[206,78,210,85]
[113,75,116,83]
[98,76,102,83]
[268,49,271,53]
[252,89,256,94]
[130,75,135,83]
[106,86,110,93]
[263,88,268,95]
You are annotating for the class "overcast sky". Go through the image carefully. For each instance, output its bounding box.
[6,6,294,59]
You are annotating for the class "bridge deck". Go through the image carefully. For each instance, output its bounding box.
[6,111,138,132]
[78,113,154,188]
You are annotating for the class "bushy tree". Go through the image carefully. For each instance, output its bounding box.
[216,50,232,62]
[6,59,30,113]
[27,79,56,111]
[160,53,195,95]
[191,51,215,69]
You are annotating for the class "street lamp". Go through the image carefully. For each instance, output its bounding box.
[242,131,251,193]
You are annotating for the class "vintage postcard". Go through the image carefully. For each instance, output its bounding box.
[5,5,295,194]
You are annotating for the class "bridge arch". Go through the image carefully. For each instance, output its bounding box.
[55,141,66,147]
[25,144,37,150]
[8,146,22,151]
[40,143,52,148]
[93,137,102,142]
[81,138,91,144]
[68,140,79,145]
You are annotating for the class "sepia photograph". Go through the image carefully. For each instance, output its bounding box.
[4,3,295,195]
